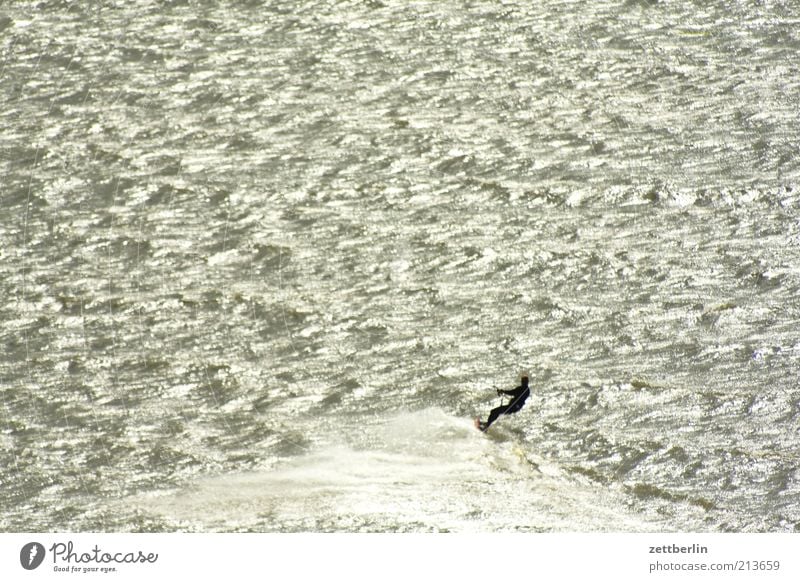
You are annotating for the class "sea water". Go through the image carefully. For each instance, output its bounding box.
[1,0,799,532]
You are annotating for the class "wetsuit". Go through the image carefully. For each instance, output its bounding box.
[478,377,530,431]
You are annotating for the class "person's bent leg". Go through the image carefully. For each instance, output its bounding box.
[484,405,509,429]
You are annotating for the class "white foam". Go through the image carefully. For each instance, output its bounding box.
[134,409,660,532]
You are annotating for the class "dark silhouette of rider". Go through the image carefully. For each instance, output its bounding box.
[476,376,530,432]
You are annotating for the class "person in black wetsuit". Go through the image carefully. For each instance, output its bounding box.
[476,375,530,432]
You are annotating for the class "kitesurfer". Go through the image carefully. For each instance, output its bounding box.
[476,375,530,431]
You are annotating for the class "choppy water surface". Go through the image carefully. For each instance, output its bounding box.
[2,0,800,532]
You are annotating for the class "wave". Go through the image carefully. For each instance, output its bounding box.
[132,408,661,532]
